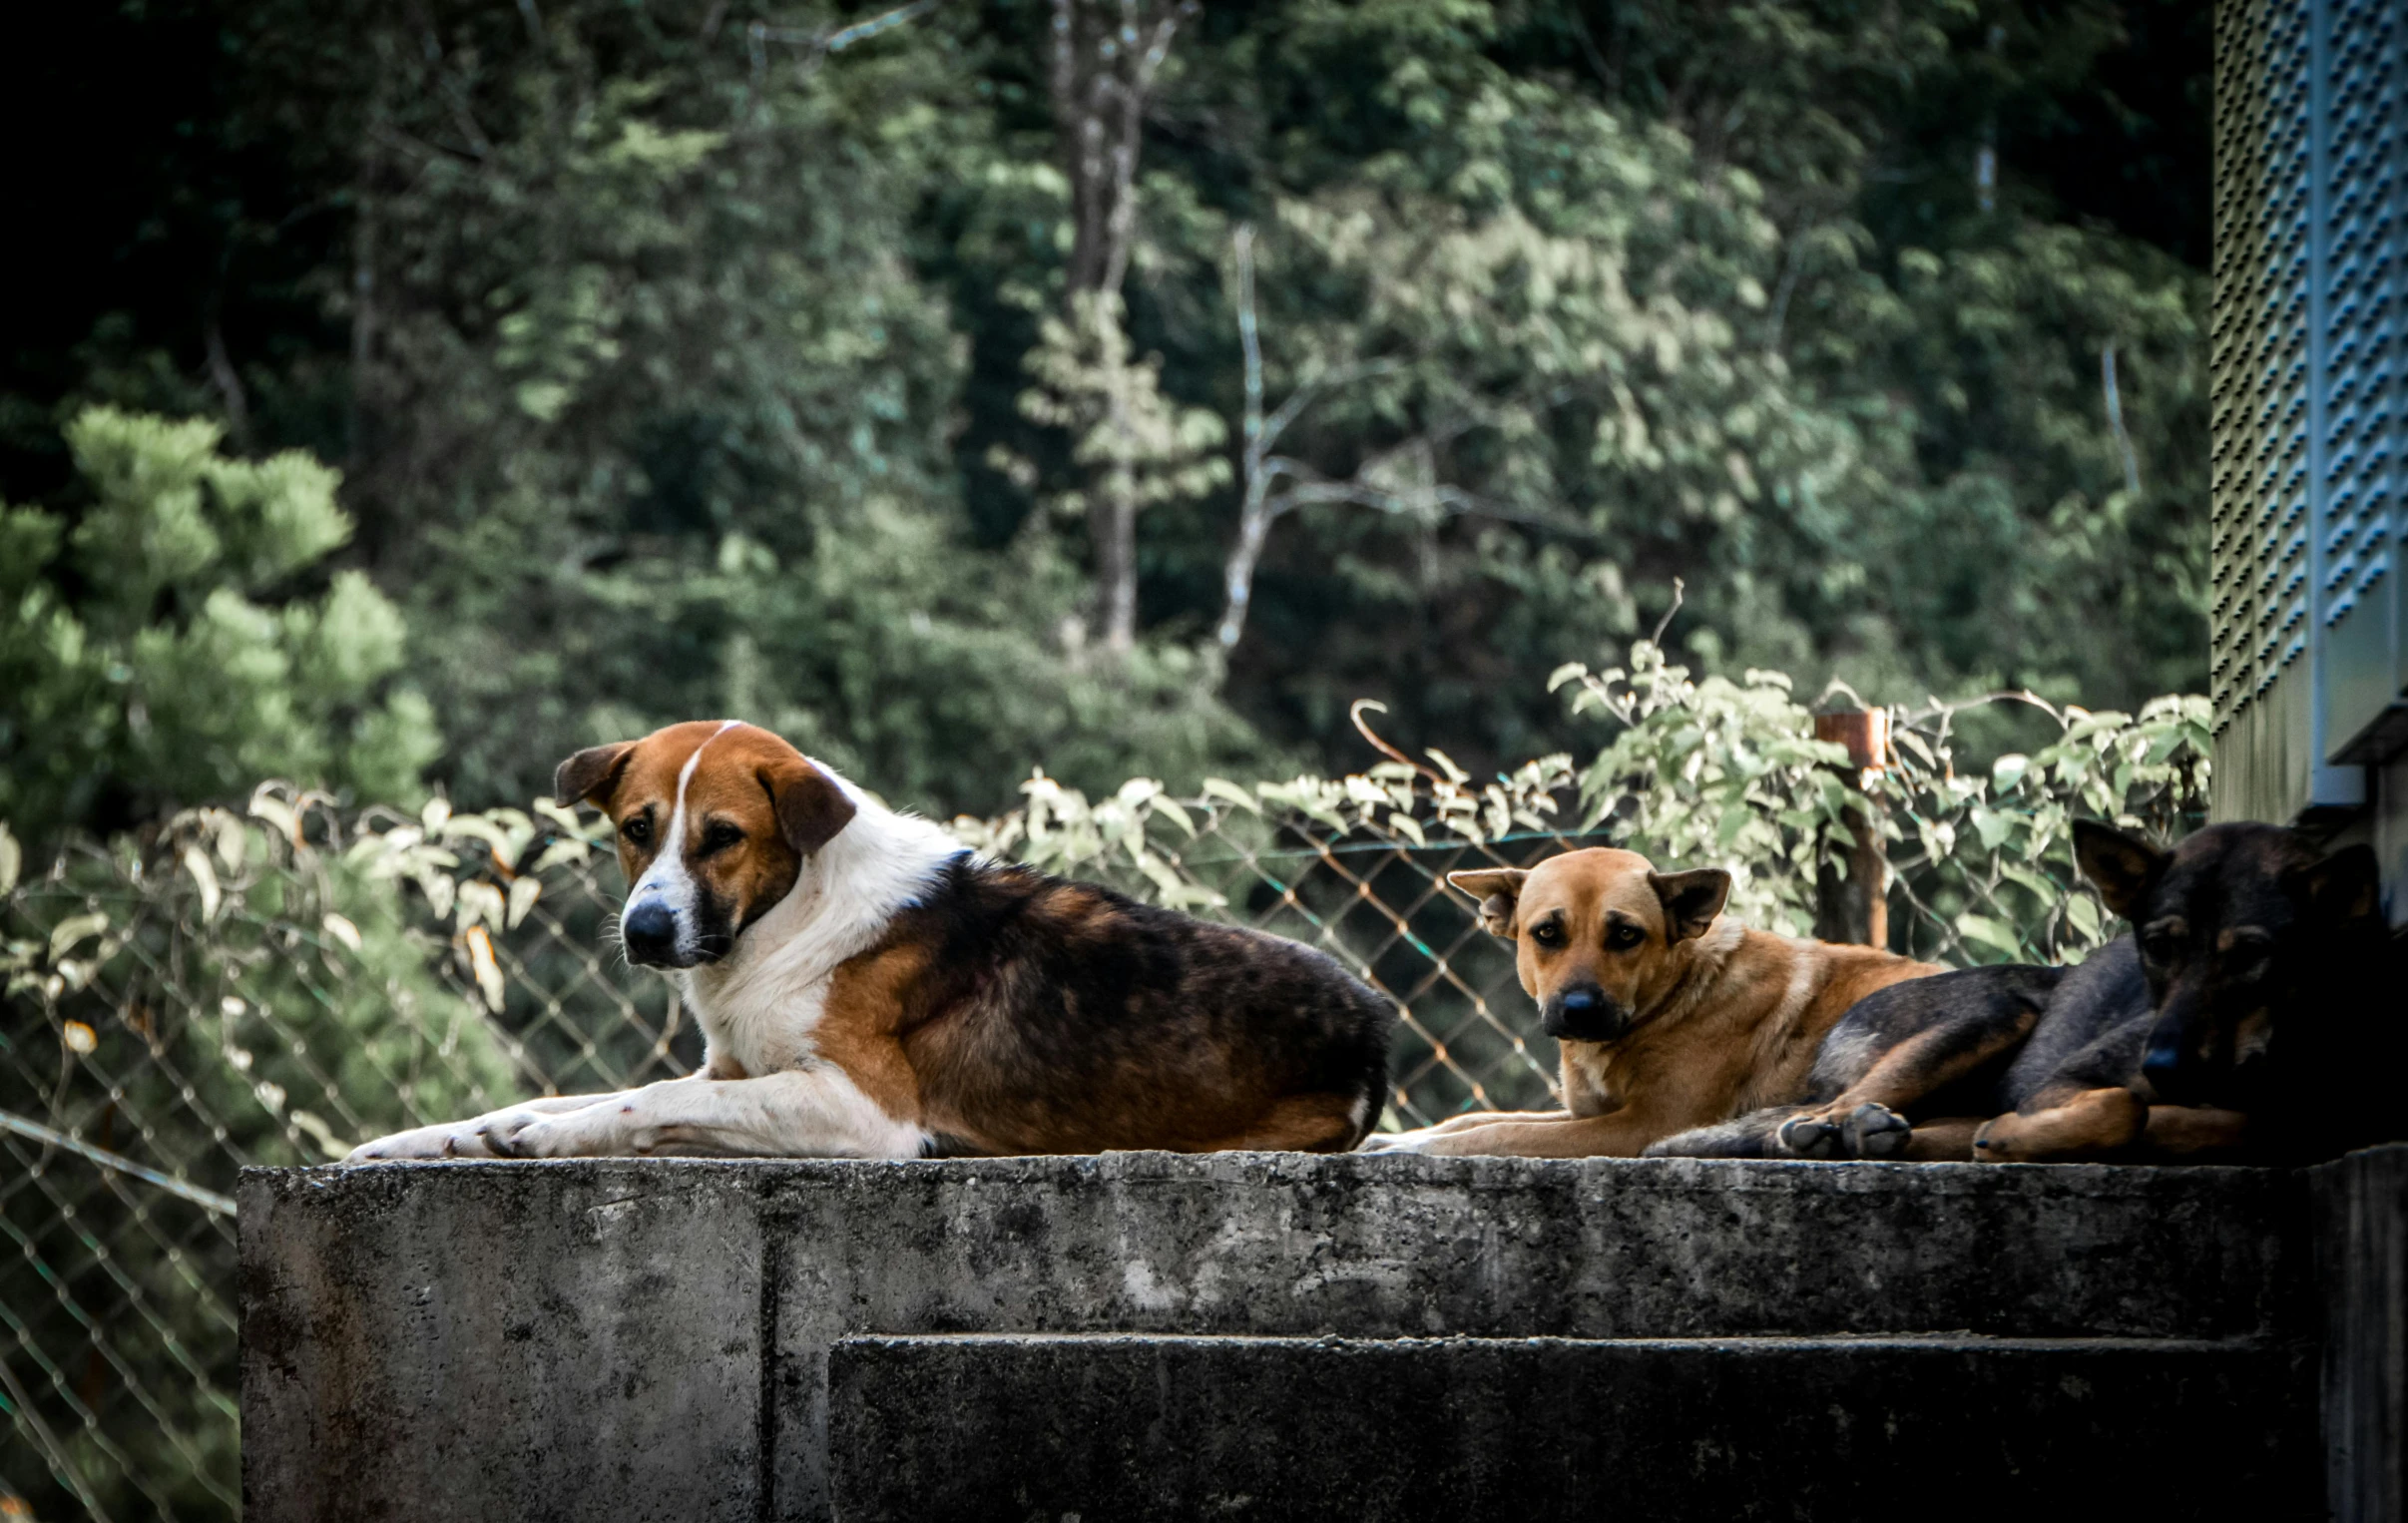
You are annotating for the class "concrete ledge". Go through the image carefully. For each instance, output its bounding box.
[828,1332,2318,1522]
[2318,1145,2408,1523]
[241,1153,2314,1522]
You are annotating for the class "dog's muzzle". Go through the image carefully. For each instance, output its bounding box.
[1542,983,1630,1043]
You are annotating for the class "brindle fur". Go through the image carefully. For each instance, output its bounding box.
[1651,819,2399,1165]
[830,856,1395,1154]
[1365,847,1942,1158]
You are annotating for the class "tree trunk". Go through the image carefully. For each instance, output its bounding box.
[1045,0,1193,659]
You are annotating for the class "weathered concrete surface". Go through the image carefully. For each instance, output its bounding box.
[827,1331,2319,1522]
[2318,1144,2408,1523]
[241,1153,2311,1522]
[240,1164,767,1523]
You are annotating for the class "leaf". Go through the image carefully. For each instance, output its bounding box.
[464,925,506,1013]
[1998,864,2058,902]
[247,793,301,847]
[182,844,223,923]
[527,837,591,875]
[1115,777,1163,808]
[1151,797,1198,838]
[215,811,248,873]
[320,912,363,953]
[1714,804,1750,848]
[1547,662,1588,692]
[48,911,109,962]
[533,798,597,836]
[455,879,507,932]
[1990,754,2029,792]
[1424,748,1473,784]
[1956,913,2024,958]
[2064,894,2103,941]
[1386,812,1427,847]
[1968,806,2014,853]
[0,823,18,897]
[506,876,544,928]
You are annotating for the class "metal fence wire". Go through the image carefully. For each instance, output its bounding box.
[0,690,2207,1520]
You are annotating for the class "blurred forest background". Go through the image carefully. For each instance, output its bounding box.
[2,0,2209,841]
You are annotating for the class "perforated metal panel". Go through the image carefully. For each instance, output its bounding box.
[2211,0,2405,822]
[2320,0,2408,756]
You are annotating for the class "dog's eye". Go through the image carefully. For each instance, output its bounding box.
[1606,923,1645,951]
[2224,936,2271,972]
[1529,922,1565,947]
[621,814,653,848]
[700,821,744,855]
[2140,921,2185,965]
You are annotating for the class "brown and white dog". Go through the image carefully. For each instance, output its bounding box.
[347,721,1394,1161]
[1361,847,1941,1157]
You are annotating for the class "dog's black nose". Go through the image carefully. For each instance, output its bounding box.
[622,900,678,964]
[1543,983,1624,1041]
[2141,1040,2189,1101]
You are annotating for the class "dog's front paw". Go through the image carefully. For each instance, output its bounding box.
[1773,1112,1846,1160]
[1840,1102,1912,1159]
[345,1121,504,1163]
[1357,1128,1437,1155]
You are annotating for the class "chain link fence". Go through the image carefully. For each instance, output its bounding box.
[0,682,2209,1519]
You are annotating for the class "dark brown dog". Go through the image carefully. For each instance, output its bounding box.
[1362,846,1941,1157]
[1650,819,2397,1164]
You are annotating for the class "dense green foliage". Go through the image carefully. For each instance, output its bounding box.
[0,408,438,844]
[5,0,2207,833]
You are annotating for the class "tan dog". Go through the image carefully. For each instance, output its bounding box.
[1362,847,1941,1157]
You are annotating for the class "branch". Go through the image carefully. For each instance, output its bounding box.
[2102,343,2142,498]
[1097,0,1194,296]
[1236,223,1263,452]
[1350,700,1444,784]
[1650,577,1685,645]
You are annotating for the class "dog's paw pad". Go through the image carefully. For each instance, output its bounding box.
[1775,1115,1842,1159]
[1843,1102,1911,1159]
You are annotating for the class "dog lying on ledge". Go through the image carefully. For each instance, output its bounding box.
[347,721,1393,1162]
[1650,819,2400,1165]
[1360,847,1944,1157]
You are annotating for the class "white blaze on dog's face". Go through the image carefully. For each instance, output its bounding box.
[553,721,856,969]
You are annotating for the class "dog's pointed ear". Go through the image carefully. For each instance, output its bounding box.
[760,756,856,856]
[1649,867,1730,943]
[1447,868,1530,939]
[2293,842,2383,926]
[554,742,636,809]
[2074,818,2167,923]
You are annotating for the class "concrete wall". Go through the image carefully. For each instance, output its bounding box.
[2320,1145,2408,1523]
[241,1153,2319,1522]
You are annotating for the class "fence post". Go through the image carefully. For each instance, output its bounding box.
[1812,707,1889,948]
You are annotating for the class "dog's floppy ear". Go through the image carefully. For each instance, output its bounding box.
[1447,868,1530,939]
[1649,868,1730,943]
[760,755,856,856]
[2293,842,2383,927]
[2074,818,2167,923]
[554,742,637,808]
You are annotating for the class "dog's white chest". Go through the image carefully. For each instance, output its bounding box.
[688,972,828,1075]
